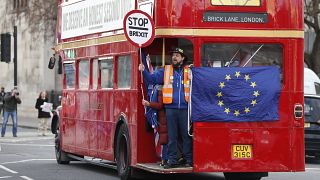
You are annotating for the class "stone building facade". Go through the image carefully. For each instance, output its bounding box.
[0,0,61,118]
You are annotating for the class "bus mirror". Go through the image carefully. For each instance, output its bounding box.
[48,56,56,69]
[58,56,62,74]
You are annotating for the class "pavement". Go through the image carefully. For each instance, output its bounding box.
[0,115,42,129]
[0,115,54,142]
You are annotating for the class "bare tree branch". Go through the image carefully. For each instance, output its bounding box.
[27,0,58,41]
[304,0,320,74]
[305,17,319,31]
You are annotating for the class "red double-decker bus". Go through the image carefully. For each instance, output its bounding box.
[52,0,304,180]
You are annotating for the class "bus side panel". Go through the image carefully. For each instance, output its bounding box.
[74,91,90,156]
[97,90,114,160]
[113,90,138,164]
[290,38,305,171]
[193,124,292,172]
[61,90,76,153]
[88,91,99,157]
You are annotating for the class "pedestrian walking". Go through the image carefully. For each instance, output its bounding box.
[35,91,51,136]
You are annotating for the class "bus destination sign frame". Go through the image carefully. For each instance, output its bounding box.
[203,12,268,24]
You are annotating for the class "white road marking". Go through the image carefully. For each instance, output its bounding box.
[0,143,54,147]
[0,165,18,174]
[0,136,54,143]
[20,176,34,180]
[1,159,56,165]
[0,176,12,179]
[306,167,320,172]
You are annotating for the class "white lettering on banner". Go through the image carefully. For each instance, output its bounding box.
[61,0,135,39]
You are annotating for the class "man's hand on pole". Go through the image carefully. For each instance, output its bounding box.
[139,64,145,71]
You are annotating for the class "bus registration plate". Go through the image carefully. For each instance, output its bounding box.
[232,145,252,159]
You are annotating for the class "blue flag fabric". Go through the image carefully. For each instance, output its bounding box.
[191,66,280,122]
[141,51,153,99]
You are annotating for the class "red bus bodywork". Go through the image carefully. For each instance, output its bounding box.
[55,0,304,178]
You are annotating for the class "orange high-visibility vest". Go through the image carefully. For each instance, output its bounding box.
[163,65,190,104]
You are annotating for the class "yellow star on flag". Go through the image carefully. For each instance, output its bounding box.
[218,100,224,107]
[253,91,260,97]
[250,82,257,88]
[225,74,231,81]
[216,91,223,98]
[244,107,250,114]
[251,99,257,106]
[235,71,241,78]
[224,108,230,114]
[219,82,225,89]
[244,74,250,81]
[234,110,240,117]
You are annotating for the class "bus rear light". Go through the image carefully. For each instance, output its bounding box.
[294,104,303,119]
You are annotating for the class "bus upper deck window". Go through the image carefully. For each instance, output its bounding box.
[118,55,132,89]
[78,60,89,89]
[64,63,75,89]
[201,43,283,83]
[100,59,114,89]
[92,60,98,89]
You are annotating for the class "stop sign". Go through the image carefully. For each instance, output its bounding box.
[123,10,155,47]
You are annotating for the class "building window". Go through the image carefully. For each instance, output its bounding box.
[13,0,28,10]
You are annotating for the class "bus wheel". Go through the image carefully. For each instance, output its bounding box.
[224,172,265,180]
[116,124,132,180]
[55,132,70,164]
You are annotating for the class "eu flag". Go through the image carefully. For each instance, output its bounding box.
[191,66,280,122]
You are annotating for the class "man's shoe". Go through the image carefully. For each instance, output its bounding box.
[163,163,179,169]
[1,134,4,137]
[159,160,167,167]
[178,157,186,165]
[13,134,17,137]
[184,163,193,168]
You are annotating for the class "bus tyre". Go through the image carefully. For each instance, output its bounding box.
[116,124,132,180]
[224,172,264,180]
[55,133,70,164]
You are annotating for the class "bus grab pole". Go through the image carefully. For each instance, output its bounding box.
[187,67,193,137]
[162,38,165,67]
[139,47,145,102]
[242,44,264,67]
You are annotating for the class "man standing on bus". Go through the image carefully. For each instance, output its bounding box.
[139,47,192,169]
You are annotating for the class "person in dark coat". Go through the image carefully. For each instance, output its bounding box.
[1,88,21,137]
[0,87,5,119]
[35,91,51,136]
[142,85,168,166]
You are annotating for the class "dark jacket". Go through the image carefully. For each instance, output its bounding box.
[0,91,5,106]
[143,66,188,109]
[4,92,21,112]
[35,98,51,118]
[149,88,168,145]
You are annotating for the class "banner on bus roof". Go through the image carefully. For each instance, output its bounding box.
[61,0,135,39]
[191,66,280,122]
[211,0,261,6]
